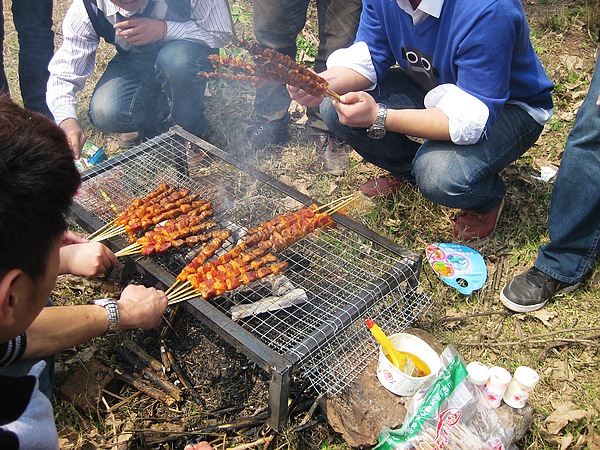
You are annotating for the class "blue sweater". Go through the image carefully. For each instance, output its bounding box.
[356,0,554,133]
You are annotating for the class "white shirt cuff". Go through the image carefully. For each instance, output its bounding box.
[326,41,377,91]
[425,84,489,145]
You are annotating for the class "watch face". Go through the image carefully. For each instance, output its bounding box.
[368,127,386,139]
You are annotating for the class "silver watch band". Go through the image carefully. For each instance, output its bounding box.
[92,298,120,333]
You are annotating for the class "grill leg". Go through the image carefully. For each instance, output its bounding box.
[267,364,292,431]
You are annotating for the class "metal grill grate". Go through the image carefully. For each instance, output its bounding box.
[72,127,432,427]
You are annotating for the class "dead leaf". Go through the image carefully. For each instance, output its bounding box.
[530,309,558,328]
[539,429,574,449]
[557,110,576,122]
[290,178,310,195]
[585,424,600,450]
[546,360,574,382]
[543,403,588,434]
[559,55,585,70]
[58,426,79,450]
[443,307,465,329]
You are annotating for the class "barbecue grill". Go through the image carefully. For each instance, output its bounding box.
[71,126,432,430]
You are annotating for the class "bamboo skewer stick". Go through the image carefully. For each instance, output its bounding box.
[90,225,126,242]
[115,243,142,257]
[168,292,201,305]
[86,219,117,240]
[167,287,197,303]
[325,87,341,102]
[326,194,358,215]
[315,193,356,212]
[164,280,180,296]
[167,280,190,297]
[168,286,197,299]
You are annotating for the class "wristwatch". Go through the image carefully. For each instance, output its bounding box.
[367,103,388,139]
[91,298,120,334]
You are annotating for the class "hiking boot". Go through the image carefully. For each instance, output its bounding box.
[500,266,579,313]
[453,198,504,245]
[225,119,290,158]
[360,176,408,198]
[116,131,142,149]
[313,134,350,175]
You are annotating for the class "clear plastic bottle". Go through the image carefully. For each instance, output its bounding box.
[481,366,511,408]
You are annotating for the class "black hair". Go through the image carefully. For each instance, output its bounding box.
[0,95,81,281]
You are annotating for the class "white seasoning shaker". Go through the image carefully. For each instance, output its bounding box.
[481,366,512,408]
[503,366,540,408]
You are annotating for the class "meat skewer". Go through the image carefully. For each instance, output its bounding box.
[197,41,341,102]
[86,182,174,240]
[90,186,210,242]
[166,202,336,303]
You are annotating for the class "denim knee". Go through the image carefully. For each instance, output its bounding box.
[155,42,212,84]
[88,91,133,132]
[156,47,187,84]
[413,149,464,206]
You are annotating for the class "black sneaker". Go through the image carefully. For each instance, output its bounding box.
[500,266,578,313]
[225,119,290,158]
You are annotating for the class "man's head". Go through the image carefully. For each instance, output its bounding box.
[0,95,80,342]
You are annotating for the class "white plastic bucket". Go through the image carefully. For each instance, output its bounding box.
[376,332,442,396]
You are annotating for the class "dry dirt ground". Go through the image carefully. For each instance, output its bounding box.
[2,0,600,449]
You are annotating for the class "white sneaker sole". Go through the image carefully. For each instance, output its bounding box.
[500,282,580,313]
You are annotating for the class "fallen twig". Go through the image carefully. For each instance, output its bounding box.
[538,332,600,359]
[460,326,600,347]
[115,347,182,401]
[122,339,166,375]
[440,310,512,323]
[114,369,176,406]
[229,435,274,450]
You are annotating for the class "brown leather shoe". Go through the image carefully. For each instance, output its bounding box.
[360,176,407,198]
[314,134,350,175]
[116,131,141,149]
[453,198,505,244]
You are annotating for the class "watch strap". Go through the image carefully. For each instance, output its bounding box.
[367,103,388,138]
[92,299,120,334]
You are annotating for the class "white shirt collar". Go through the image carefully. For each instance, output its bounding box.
[396,0,443,25]
[98,0,150,18]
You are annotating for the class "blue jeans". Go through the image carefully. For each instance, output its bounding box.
[253,0,361,134]
[89,41,215,139]
[535,58,600,284]
[0,0,54,116]
[320,69,543,212]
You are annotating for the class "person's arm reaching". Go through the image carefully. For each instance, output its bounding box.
[22,285,168,359]
[47,0,100,158]
[288,66,451,141]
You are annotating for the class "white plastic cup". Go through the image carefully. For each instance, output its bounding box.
[503,366,540,408]
[376,333,442,397]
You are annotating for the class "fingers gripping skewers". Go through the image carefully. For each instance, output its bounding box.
[197,40,341,102]
[166,195,358,304]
